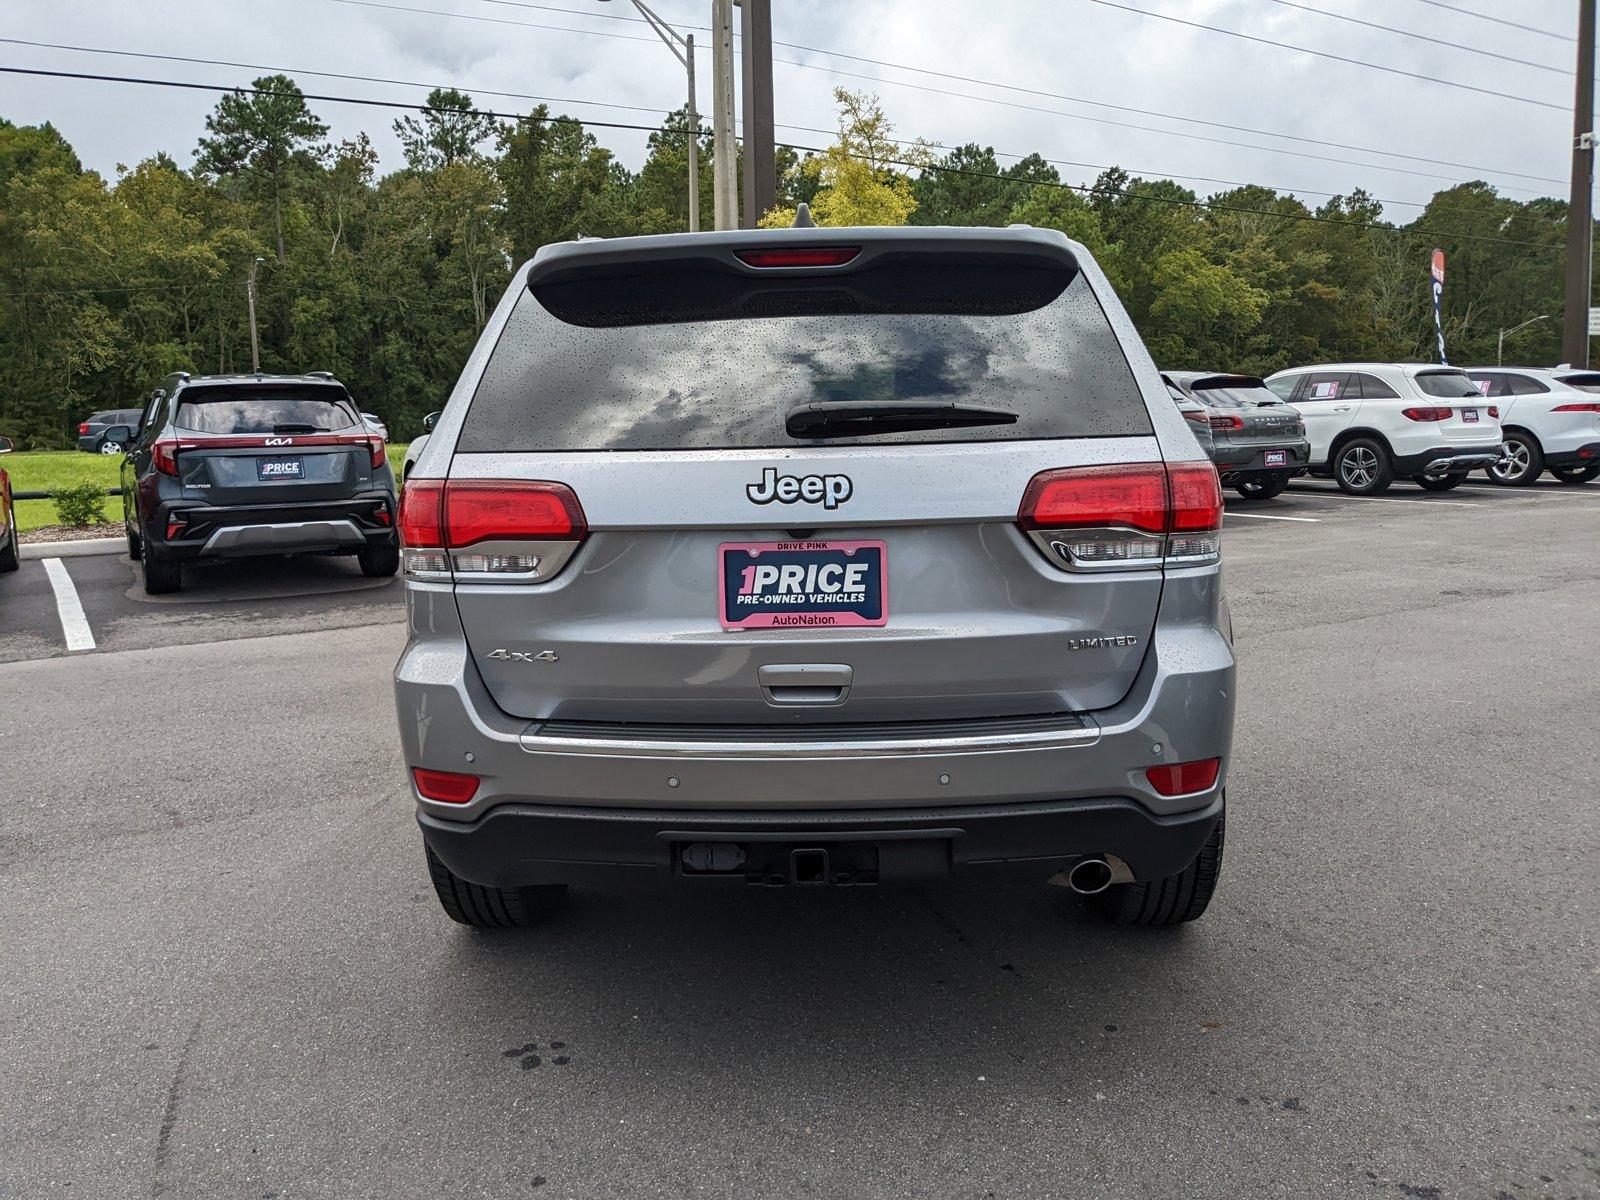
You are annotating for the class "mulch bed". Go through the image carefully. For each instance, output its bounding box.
[20,524,121,544]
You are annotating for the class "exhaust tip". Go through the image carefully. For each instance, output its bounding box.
[1067,857,1114,896]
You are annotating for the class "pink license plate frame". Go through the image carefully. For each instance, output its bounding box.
[718,540,888,630]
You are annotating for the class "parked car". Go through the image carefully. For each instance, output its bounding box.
[121,371,399,594]
[397,225,1233,931]
[1164,372,1309,499]
[0,436,17,574]
[77,408,145,455]
[1163,381,1214,456]
[400,411,439,482]
[362,412,390,441]
[1263,363,1503,494]
[1464,367,1600,486]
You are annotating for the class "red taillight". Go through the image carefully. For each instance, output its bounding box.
[1145,758,1221,797]
[412,767,479,804]
[1018,462,1222,570]
[735,246,860,268]
[1208,413,1244,431]
[1401,407,1453,422]
[1553,402,1600,412]
[367,436,385,468]
[1486,405,1499,418]
[398,478,444,543]
[152,440,179,476]
[445,480,585,547]
[400,479,586,579]
[1181,409,1207,425]
[78,422,90,435]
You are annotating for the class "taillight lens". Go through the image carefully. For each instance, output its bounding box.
[399,478,586,581]
[1018,462,1222,571]
[1401,407,1453,422]
[412,767,480,804]
[1208,413,1244,431]
[1146,758,1221,797]
[366,436,386,468]
[78,422,90,435]
[1553,402,1600,412]
[152,440,179,476]
[1486,406,1500,418]
[735,246,860,268]
[1181,409,1208,425]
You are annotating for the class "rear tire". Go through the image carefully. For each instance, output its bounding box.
[1090,807,1224,927]
[141,547,183,595]
[0,502,18,573]
[425,845,567,930]
[126,519,142,561]
[1487,431,1542,486]
[1233,473,1289,500]
[358,535,400,577]
[1332,438,1393,495]
[1549,463,1600,485]
[1416,472,1467,492]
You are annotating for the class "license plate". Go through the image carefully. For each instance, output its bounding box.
[1264,450,1288,467]
[257,457,304,480]
[719,540,887,630]
[1462,408,1479,423]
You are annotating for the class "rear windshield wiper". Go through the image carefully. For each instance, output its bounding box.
[785,400,1018,439]
[272,423,326,433]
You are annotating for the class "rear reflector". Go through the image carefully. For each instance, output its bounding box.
[1553,402,1600,413]
[735,246,860,268]
[412,767,479,804]
[1401,407,1453,422]
[1208,413,1244,431]
[1146,758,1221,796]
[1018,462,1222,571]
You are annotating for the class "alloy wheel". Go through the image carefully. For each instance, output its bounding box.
[1339,446,1378,489]
[1491,438,1531,483]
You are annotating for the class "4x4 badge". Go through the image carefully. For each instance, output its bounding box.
[486,649,559,663]
[746,467,853,509]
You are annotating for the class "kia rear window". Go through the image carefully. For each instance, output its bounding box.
[173,385,361,435]
[459,253,1153,451]
[1413,370,1481,398]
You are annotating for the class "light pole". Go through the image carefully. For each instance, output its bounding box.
[246,255,264,375]
[600,0,699,233]
[1497,314,1550,365]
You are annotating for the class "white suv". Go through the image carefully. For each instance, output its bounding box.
[1264,363,1503,494]
[1464,367,1600,486]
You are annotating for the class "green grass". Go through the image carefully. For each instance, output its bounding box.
[6,444,410,536]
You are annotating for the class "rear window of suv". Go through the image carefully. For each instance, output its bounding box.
[458,252,1153,451]
[173,385,361,435]
[1413,370,1481,398]
[1186,377,1280,409]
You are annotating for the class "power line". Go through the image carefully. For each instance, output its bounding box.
[1393,0,1571,42]
[1260,0,1564,75]
[457,0,1568,187]
[1083,0,1567,111]
[0,65,1562,252]
[1,37,1462,211]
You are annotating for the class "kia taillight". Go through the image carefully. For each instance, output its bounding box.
[1146,758,1221,797]
[399,478,586,581]
[365,436,385,468]
[1018,462,1222,572]
[152,440,179,476]
[1553,402,1600,413]
[1401,406,1453,422]
[1208,413,1244,431]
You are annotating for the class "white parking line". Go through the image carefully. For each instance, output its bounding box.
[1224,510,1321,522]
[41,558,96,652]
[1285,487,1480,508]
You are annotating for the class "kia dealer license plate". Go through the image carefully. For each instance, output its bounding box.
[257,457,304,480]
[719,540,887,630]
[1264,450,1287,467]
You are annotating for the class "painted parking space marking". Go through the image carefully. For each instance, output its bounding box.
[1224,510,1321,522]
[1285,486,1480,508]
[41,557,96,652]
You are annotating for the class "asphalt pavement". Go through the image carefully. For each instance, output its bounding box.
[2,480,1597,1199]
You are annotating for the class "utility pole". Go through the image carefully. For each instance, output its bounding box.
[739,0,775,228]
[246,255,264,374]
[711,0,738,230]
[1562,0,1596,367]
[598,0,698,232]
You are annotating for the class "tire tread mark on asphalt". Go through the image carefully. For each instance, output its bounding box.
[916,891,975,945]
[150,1010,204,1198]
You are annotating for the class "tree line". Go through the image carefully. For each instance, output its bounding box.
[0,77,1578,447]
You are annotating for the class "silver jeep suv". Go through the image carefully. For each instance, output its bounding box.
[394,226,1234,930]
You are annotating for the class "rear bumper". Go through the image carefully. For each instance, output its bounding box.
[1390,444,1504,476]
[1544,440,1600,468]
[1212,439,1310,472]
[419,793,1225,888]
[75,436,99,453]
[147,494,395,559]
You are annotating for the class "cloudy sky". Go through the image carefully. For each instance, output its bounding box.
[0,0,1583,221]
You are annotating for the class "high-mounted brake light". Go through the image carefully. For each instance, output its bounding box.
[1208,413,1244,431]
[1018,462,1222,571]
[412,767,480,804]
[1401,406,1454,422]
[735,246,860,268]
[1553,402,1600,413]
[1146,758,1221,797]
[400,479,587,581]
[152,439,180,477]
